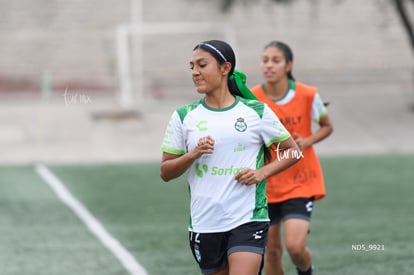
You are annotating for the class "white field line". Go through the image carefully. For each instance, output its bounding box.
[35,163,148,275]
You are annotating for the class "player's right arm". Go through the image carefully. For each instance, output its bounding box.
[160,136,214,182]
[160,152,195,182]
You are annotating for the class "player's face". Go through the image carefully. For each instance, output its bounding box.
[261,46,292,84]
[190,49,226,94]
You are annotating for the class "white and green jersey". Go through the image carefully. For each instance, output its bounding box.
[161,96,290,233]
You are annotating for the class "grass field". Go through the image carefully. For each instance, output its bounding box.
[0,154,413,275]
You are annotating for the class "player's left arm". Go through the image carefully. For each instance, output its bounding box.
[295,93,334,150]
[235,137,300,185]
[235,105,301,185]
[295,114,333,151]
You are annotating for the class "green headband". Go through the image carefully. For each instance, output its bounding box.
[229,70,257,100]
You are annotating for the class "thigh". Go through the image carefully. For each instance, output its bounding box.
[228,251,262,275]
[284,218,310,249]
[266,222,283,250]
[281,198,313,248]
[227,222,269,275]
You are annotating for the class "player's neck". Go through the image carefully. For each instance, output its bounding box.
[205,88,235,109]
[264,78,290,101]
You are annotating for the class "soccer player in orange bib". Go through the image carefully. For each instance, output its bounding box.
[251,41,333,275]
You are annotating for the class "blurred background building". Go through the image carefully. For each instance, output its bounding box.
[0,0,413,164]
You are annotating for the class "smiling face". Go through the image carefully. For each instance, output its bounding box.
[190,48,230,94]
[260,46,292,84]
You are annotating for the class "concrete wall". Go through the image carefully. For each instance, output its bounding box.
[0,0,412,94]
[0,0,129,91]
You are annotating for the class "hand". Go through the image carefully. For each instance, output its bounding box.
[189,135,215,159]
[235,168,265,185]
[294,132,310,151]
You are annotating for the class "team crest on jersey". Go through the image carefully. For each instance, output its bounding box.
[234,117,247,132]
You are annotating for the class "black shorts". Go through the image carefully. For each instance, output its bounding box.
[268,197,314,225]
[189,221,269,275]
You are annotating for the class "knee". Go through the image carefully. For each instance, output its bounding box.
[266,243,283,260]
[286,243,305,261]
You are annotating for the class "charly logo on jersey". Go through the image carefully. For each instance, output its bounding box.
[234,117,247,132]
[306,201,313,212]
[196,120,208,132]
[252,230,264,240]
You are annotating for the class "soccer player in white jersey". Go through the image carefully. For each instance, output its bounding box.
[160,40,301,275]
